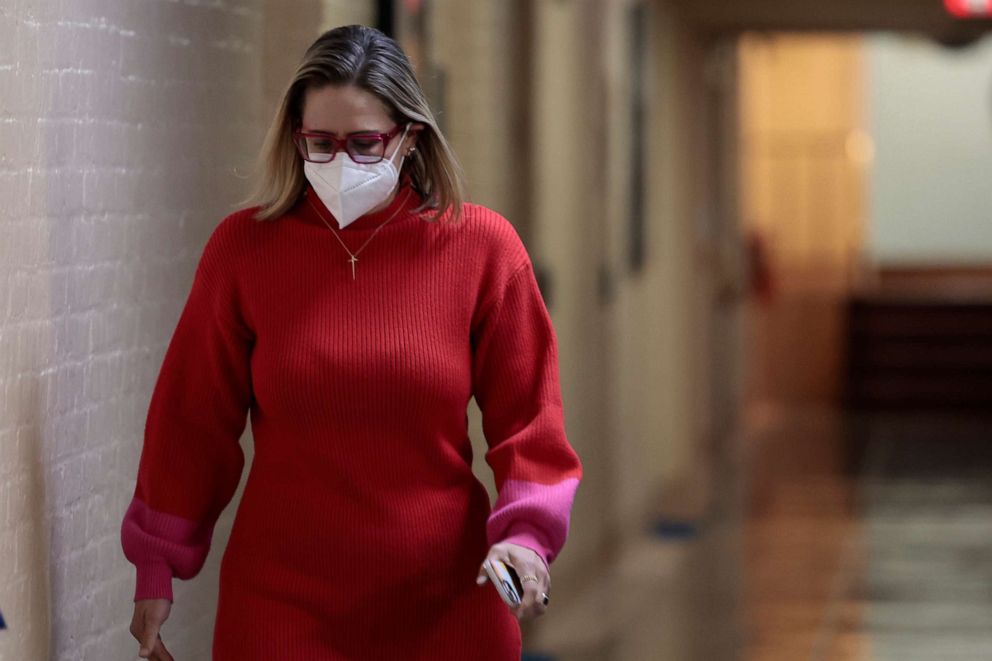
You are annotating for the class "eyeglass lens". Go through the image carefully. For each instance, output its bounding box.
[302,135,386,163]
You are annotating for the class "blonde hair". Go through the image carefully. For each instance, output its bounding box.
[236,24,466,224]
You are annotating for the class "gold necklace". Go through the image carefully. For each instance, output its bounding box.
[306,187,413,280]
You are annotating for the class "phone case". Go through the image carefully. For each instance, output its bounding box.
[483,558,523,607]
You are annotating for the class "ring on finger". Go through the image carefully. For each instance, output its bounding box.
[520,574,539,584]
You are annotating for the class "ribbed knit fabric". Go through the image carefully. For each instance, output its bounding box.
[119,176,583,660]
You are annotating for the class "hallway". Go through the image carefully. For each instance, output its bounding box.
[3,3,992,658]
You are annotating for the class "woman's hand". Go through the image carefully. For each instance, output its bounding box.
[476,542,550,621]
[129,599,174,660]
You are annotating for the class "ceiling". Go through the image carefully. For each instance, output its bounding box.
[672,0,992,41]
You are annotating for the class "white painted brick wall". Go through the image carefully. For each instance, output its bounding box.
[0,0,333,659]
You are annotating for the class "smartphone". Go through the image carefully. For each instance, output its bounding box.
[483,558,523,608]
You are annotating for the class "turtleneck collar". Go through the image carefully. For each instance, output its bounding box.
[298,174,424,232]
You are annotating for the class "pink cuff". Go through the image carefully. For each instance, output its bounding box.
[486,477,579,571]
[498,522,552,573]
[121,496,213,603]
[134,563,174,603]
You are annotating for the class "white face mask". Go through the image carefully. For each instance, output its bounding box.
[303,123,411,229]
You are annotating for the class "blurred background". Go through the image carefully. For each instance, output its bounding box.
[2,0,992,659]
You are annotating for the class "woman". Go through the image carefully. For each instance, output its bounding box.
[121,24,582,661]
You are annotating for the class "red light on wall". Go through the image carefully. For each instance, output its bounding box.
[945,0,992,18]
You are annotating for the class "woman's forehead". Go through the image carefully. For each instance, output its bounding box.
[301,84,392,133]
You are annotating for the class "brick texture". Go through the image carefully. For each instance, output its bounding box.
[0,1,275,659]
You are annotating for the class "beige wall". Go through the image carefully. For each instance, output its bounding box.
[261,1,376,124]
[603,0,730,532]
[429,1,524,218]
[514,0,741,652]
[425,1,728,640]
[739,34,867,404]
[527,0,611,578]
[428,0,617,583]
[517,0,731,564]
[601,0,697,536]
[739,34,866,277]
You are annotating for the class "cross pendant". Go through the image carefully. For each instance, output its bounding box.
[348,254,358,280]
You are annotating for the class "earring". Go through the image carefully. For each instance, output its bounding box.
[407,146,416,156]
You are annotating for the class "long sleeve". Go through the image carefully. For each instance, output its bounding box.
[120,214,254,603]
[471,257,583,571]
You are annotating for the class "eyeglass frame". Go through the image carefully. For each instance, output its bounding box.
[291,123,409,164]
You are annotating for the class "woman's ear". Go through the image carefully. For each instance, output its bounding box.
[404,124,424,154]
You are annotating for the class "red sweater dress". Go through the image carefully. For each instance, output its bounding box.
[119,176,584,660]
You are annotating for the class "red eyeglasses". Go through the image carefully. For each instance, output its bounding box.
[292,124,407,164]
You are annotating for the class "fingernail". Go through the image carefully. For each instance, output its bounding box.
[476,575,486,585]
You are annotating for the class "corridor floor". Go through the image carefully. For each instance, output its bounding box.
[525,404,992,660]
[745,405,992,661]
